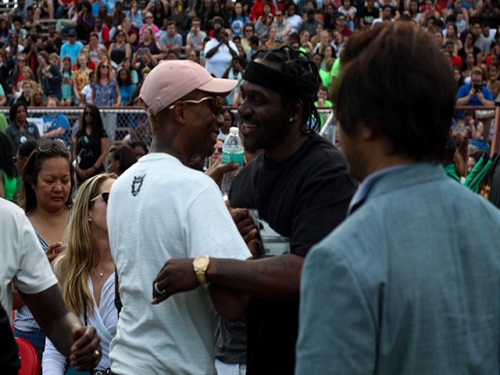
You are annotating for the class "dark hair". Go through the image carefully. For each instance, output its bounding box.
[0,132,16,178]
[76,105,105,153]
[253,45,322,133]
[79,1,92,13]
[21,142,75,213]
[117,67,133,86]
[12,15,23,25]
[18,140,37,158]
[463,31,476,45]
[243,21,254,32]
[9,102,27,123]
[249,35,260,45]
[222,108,235,123]
[111,145,137,175]
[335,23,455,161]
[130,141,149,155]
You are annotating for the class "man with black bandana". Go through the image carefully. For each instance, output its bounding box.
[152,46,357,374]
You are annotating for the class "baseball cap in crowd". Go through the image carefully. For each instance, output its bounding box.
[139,60,237,117]
[67,29,77,37]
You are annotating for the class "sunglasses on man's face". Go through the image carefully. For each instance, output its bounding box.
[170,96,224,117]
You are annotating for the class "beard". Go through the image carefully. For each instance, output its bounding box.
[242,118,293,153]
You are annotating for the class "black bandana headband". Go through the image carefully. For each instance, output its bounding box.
[243,60,318,99]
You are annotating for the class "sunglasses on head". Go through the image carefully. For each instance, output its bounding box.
[91,192,110,204]
[37,139,69,152]
[170,96,224,117]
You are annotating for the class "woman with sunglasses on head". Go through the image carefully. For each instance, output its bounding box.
[43,173,118,375]
[13,138,74,360]
[73,104,108,186]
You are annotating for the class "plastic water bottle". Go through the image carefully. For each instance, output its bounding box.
[221,127,245,197]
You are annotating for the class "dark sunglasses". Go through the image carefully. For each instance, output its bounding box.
[214,147,223,153]
[37,139,69,152]
[101,65,109,68]
[245,29,253,32]
[84,111,94,116]
[91,192,110,204]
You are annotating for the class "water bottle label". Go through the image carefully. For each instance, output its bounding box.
[222,152,245,165]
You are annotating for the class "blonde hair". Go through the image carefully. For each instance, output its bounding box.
[60,173,117,316]
[30,86,45,106]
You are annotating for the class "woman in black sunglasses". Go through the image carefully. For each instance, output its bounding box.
[43,173,118,375]
[13,138,75,360]
[73,104,108,186]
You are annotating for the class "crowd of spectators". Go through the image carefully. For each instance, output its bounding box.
[0,0,498,187]
[0,0,497,111]
[1,2,500,370]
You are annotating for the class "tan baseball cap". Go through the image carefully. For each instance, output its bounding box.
[139,60,237,117]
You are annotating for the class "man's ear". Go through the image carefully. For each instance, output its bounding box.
[287,99,303,122]
[170,102,186,124]
[360,125,377,141]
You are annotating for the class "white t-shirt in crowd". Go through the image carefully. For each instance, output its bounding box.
[0,199,57,317]
[204,39,239,78]
[107,153,251,374]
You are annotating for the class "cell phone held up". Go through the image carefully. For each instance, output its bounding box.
[473,83,483,93]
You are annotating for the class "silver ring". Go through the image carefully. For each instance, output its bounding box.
[154,282,166,295]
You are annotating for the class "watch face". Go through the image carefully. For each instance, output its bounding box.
[194,256,209,269]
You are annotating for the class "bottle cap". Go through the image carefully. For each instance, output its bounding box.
[229,127,239,135]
